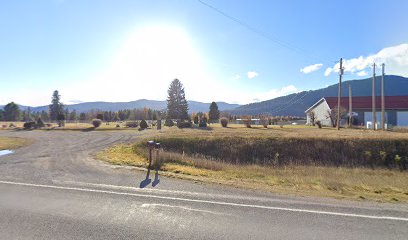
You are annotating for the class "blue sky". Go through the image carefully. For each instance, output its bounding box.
[1,0,407,106]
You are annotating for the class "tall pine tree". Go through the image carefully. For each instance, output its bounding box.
[166,79,189,120]
[208,102,220,123]
[49,90,64,121]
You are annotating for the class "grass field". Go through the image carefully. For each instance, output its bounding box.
[2,121,407,138]
[0,136,31,150]
[97,124,408,203]
[156,123,408,139]
[98,143,408,203]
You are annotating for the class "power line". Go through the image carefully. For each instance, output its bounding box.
[196,0,325,62]
[270,91,311,115]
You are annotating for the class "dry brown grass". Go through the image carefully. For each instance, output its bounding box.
[155,124,408,140]
[2,121,407,139]
[0,136,31,150]
[98,143,408,203]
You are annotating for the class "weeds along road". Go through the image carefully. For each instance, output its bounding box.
[0,130,408,240]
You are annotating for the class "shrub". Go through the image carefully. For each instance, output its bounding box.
[8,123,16,128]
[23,121,36,129]
[157,120,162,130]
[260,116,269,128]
[243,120,251,128]
[199,117,207,127]
[125,121,138,128]
[165,119,174,127]
[139,120,148,129]
[177,121,192,128]
[116,124,120,128]
[241,116,251,128]
[36,118,45,128]
[395,155,402,170]
[315,120,322,128]
[193,115,199,124]
[91,119,102,128]
[145,137,408,169]
[220,117,228,127]
[379,151,387,165]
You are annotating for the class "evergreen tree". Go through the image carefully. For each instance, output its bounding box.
[40,110,49,121]
[113,112,119,122]
[0,109,4,121]
[103,111,111,122]
[49,90,64,121]
[64,108,69,120]
[166,79,189,120]
[69,110,77,121]
[79,112,87,121]
[96,113,104,120]
[208,102,220,123]
[4,102,20,121]
[22,107,32,122]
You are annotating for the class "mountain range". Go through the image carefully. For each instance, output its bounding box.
[230,75,408,116]
[2,75,407,116]
[0,100,240,114]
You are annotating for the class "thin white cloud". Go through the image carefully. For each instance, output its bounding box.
[247,71,259,79]
[253,85,299,102]
[356,70,368,77]
[300,63,323,74]
[324,67,332,77]
[324,43,408,77]
[232,74,241,80]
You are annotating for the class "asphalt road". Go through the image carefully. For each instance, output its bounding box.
[0,130,407,240]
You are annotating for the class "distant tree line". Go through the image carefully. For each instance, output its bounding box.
[0,105,164,122]
[0,90,163,122]
[1,86,305,124]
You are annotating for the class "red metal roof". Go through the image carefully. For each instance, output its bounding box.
[325,96,408,110]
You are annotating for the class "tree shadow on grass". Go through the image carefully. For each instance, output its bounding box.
[192,126,214,131]
[81,127,96,132]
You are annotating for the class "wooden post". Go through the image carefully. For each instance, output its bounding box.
[372,63,376,130]
[381,63,385,130]
[349,84,352,128]
[337,58,343,130]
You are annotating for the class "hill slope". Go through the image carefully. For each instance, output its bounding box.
[231,75,408,116]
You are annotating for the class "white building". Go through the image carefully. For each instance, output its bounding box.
[305,96,408,127]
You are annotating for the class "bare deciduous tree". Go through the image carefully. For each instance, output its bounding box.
[326,107,347,128]
[308,111,316,126]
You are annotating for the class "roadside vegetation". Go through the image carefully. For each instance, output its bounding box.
[0,136,31,150]
[98,124,408,203]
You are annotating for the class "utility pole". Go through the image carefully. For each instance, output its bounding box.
[381,63,385,130]
[372,63,376,130]
[349,84,352,128]
[337,58,343,130]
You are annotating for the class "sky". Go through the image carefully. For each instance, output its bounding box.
[1,0,408,106]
